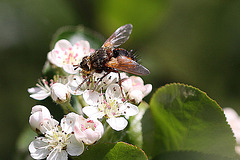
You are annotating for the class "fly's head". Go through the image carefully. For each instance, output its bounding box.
[80,56,91,72]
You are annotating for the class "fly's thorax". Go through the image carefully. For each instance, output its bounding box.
[90,48,110,70]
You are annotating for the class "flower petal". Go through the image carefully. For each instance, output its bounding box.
[75,40,91,53]
[82,128,103,145]
[131,76,144,86]
[74,117,104,145]
[47,40,72,68]
[63,64,79,74]
[80,129,96,144]
[120,103,139,117]
[29,89,51,100]
[60,112,79,134]
[67,75,84,95]
[47,149,68,160]
[47,51,63,67]
[106,117,128,131]
[50,83,71,104]
[31,105,51,116]
[29,138,49,160]
[122,78,133,92]
[224,107,239,121]
[223,108,240,143]
[83,90,101,106]
[82,106,104,119]
[54,39,72,51]
[28,87,41,94]
[66,136,84,156]
[143,84,152,96]
[29,105,55,133]
[105,84,122,101]
[128,90,144,104]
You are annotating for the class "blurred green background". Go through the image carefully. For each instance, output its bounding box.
[1,0,240,159]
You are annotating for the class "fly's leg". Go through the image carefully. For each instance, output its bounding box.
[75,72,94,91]
[93,71,111,91]
[116,71,125,101]
[106,69,125,101]
[95,69,125,101]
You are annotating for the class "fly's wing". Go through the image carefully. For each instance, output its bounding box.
[106,56,150,76]
[102,24,133,48]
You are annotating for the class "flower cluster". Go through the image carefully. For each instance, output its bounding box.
[28,39,152,159]
[29,105,103,160]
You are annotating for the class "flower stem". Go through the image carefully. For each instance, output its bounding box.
[60,102,78,114]
[77,95,87,108]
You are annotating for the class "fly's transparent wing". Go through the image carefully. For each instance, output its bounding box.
[102,24,133,48]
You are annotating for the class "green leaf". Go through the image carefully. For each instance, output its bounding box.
[50,25,104,50]
[142,108,155,158]
[153,151,235,160]
[72,142,148,160]
[143,83,236,158]
[126,101,149,148]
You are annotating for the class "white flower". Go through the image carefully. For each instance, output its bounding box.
[122,76,152,104]
[28,77,71,104]
[29,112,84,160]
[67,72,124,95]
[47,39,92,74]
[28,78,51,100]
[51,83,71,104]
[82,84,139,131]
[29,105,58,134]
[74,115,104,145]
